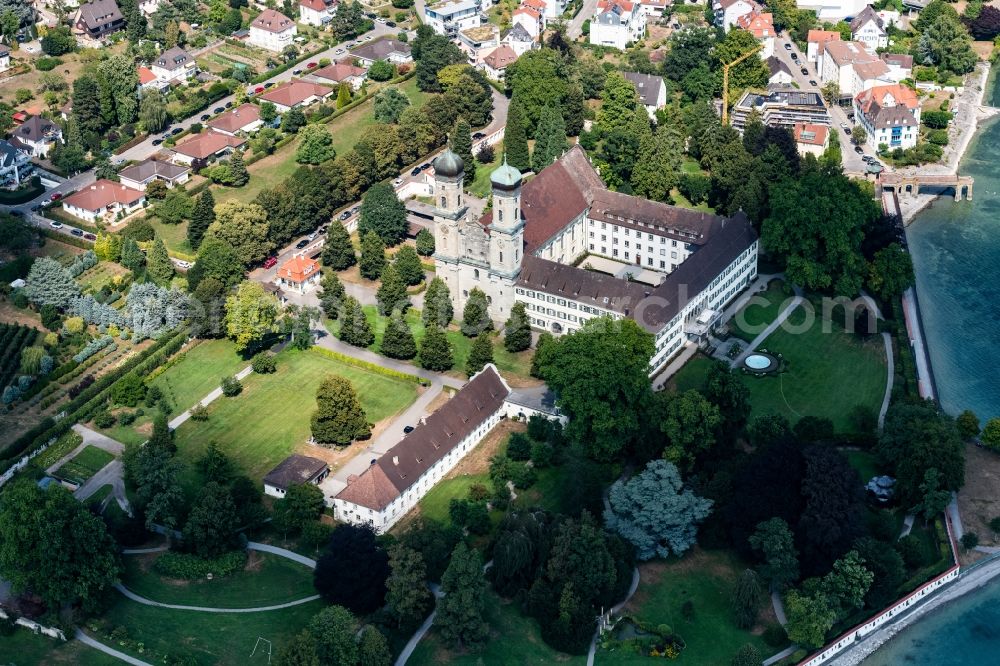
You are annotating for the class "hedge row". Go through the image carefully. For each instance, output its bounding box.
[308,346,429,386]
[41,229,95,249]
[153,549,247,579]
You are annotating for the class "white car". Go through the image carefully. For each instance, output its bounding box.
[175,259,192,269]
[49,221,62,229]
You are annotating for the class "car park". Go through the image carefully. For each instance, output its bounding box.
[84,233,96,241]
[263,255,278,269]
[296,239,310,249]
[70,228,83,237]
[49,220,62,229]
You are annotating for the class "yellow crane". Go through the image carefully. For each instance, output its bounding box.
[721,42,763,125]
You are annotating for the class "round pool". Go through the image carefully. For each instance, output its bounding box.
[743,352,778,373]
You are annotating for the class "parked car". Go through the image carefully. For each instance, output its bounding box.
[339,210,351,220]
[171,127,183,135]
[30,205,40,212]
[307,62,317,68]
[403,425,414,434]
[50,193,62,201]
[307,231,318,241]
[70,228,83,237]
[200,114,211,121]
[225,101,233,108]
[152,138,163,146]
[393,178,402,186]
[263,255,278,269]
[854,146,865,155]
[175,260,192,269]
[296,239,311,249]
[350,206,360,214]
[293,68,303,75]
[800,67,809,75]
[214,106,225,114]
[410,167,421,176]
[84,233,96,241]
[335,48,344,55]
[784,43,792,50]
[264,81,275,88]
[255,86,265,93]
[385,21,396,27]
[472,132,485,140]
[49,220,62,229]
[419,163,431,171]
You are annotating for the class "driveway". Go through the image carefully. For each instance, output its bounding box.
[49,425,131,514]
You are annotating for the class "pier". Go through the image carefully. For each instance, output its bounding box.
[879,172,974,201]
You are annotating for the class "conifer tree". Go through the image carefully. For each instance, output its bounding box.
[393,245,424,286]
[436,542,489,649]
[188,189,216,250]
[419,324,453,371]
[422,277,454,327]
[503,97,531,172]
[322,222,357,271]
[337,83,352,109]
[147,237,174,283]
[415,228,435,256]
[466,334,494,376]
[359,231,387,281]
[120,237,145,272]
[376,263,410,316]
[531,106,568,171]
[451,117,476,187]
[386,544,432,628]
[461,288,492,337]
[311,375,370,447]
[228,150,249,187]
[381,311,417,360]
[319,272,346,320]
[339,296,374,347]
[503,301,532,352]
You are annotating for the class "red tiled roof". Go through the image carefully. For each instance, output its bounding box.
[258,80,333,107]
[300,0,334,10]
[277,256,320,283]
[737,11,774,37]
[484,45,518,70]
[137,66,157,84]
[336,463,401,511]
[793,123,829,146]
[173,130,246,159]
[597,0,633,11]
[207,103,261,133]
[807,29,841,43]
[854,84,919,114]
[63,179,144,212]
[312,61,366,83]
[251,8,294,33]
[522,0,546,9]
[513,6,541,19]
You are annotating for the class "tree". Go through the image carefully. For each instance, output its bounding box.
[784,589,836,649]
[853,537,906,609]
[147,237,174,283]
[322,222,356,271]
[422,277,453,327]
[716,28,770,101]
[228,150,249,186]
[381,311,417,360]
[24,257,80,309]
[0,481,121,610]
[376,263,410,316]
[982,418,1000,451]
[339,296,375,347]
[657,389,722,471]
[415,228,435,256]
[917,12,977,75]
[358,183,408,246]
[956,410,981,440]
[274,630,319,666]
[414,33,465,92]
[749,518,799,591]
[850,124,868,146]
[224,281,280,353]
[503,97,531,172]
[357,232,387,282]
[295,125,337,165]
[373,88,409,125]
[311,375,370,447]
[732,644,763,666]
[821,550,874,616]
[336,82,353,109]
[393,244,424,286]
[191,237,242,289]
[537,318,654,461]
[98,54,141,125]
[597,72,640,134]
[419,324,453,371]
[703,361,751,442]
[282,107,307,133]
[506,49,570,132]
[188,189,216,250]
[731,569,763,629]
[41,25,76,55]
[461,288,491,336]
[466,334,494,376]
[314,524,391,614]
[604,459,712,560]
[386,544,432,628]
[206,201,273,269]
[868,243,914,302]
[358,626,392,666]
[798,446,868,575]
[153,188,193,225]
[437,542,489,649]
[912,467,952,522]
[138,89,169,133]
[273,483,325,535]
[196,441,235,484]
[308,606,358,666]
[532,106,569,172]
[319,272,346,320]
[183,481,239,558]
[450,117,476,186]
[631,122,683,203]
[289,305,319,350]
[503,301,532,352]
[967,5,1000,40]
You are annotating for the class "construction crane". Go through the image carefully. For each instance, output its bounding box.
[721,42,763,125]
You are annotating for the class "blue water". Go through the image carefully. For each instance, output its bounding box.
[863,577,1000,665]
[905,80,1000,422]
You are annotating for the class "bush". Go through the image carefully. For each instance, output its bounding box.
[681,600,695,621]
[927,129,949,146]
[961,532,979,550]
[530,441,554,468]
[118,410,137,426]
[678,173,711,205]
[896,534,934,569]
[154,550,248,579]
[251,352,276,374]
[35,56,63,71]
[94,411,116,428]
[510,461,536,489]
[221,376,242,397]
[476,144,495,164]
[190,403,209,421]
[507,432,531,460]
[989,516,1000,534]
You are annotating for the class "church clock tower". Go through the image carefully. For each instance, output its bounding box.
[487,156,524,278]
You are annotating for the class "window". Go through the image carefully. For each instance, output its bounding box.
[473,269,479,279]
[440,196,446,207]
[498,209,503,222]
[601,246,606,253]
[613,249,619,257]
[625,252,630,259]
[647,257,653,266]
[660,260,666,269]
[624,241,630,248]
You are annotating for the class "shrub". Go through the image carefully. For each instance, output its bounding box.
[507,432,531,460]
[251,352,276,374]
[510,461,536,489]
[221,376,242,397]
[896,534,933,569]
[990,517,1000,534]
[961,532,979,550]
[927,129,949,146]
[118,410,137,426]
[154,550,248,579]
[681,600,695,621]
[476,144,495,164]
[94,411,116,428]
[530,441,554,468]
[190,403,209,421]
[678,173,711,205]
[35,56,63,71]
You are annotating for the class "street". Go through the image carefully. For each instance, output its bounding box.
[567,0,599,39]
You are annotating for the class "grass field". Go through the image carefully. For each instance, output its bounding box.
[148,217,194,258]
[172,347,418,483]
[467,152,502,198]
[729,280,793,342]
[120,551,315,608]
[669,354,717,393]
[418,474,491,523]
[409,590,586,666]
[598,549,778,665]
[151,339,253,414]
[0,628,120,666]
[54,445,114,484]
[97,596,327,666]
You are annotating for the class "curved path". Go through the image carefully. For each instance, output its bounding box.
[76,629,155,666]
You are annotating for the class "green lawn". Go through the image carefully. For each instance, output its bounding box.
[0,627,121,666]
[120,551,315,608]
[729,280,793,342]
[418,474,491,523]
[845,450,880,483]
[53,445,114,484]
[147,217,195,258]
[598,549,779,665]
[409,590,586,666]
[172,347,418,483]
[467,152,502,198]
[151,339,253,414]
[95,596,327,666]
[669,354,717,393]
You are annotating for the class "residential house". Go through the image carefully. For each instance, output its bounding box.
[731,88,831,131]
[257,80,334,112]
[854,84,921,151]
[794,0,869,21]
[137,66,168,93]
[713,0,758,30]
[151,46,197,84]
[171,130,247,167]
[512,6,544,40]
[118,159,191,191]
[766,56,793,86]
[299,0,336,27]
[10,115,63,159]
[639,0,667,17]
[875,9,901,27]
[793,122,830,157]
[0,140,32,190]
[263,455,329,499]
[349,38,413,67]
[248,8,297,52]
[207,103,264,135]
[138,0,160,15]
[851,6,887,50]
[61,179,145,223]
[806,29,840,65]
[333,365,513,531]
[482,44,519,82]
[736,11,775,59]
[458,24,500,65]
[275,255,321,294]
[425,0,482,37]
[501,23,536,55]
[73,0,125,43]
[880,52,913,83]
[820,40,891,99]
[589,0,646,51]
[311,61,367,90]
[0,47,10,74]
[623,71,666,120]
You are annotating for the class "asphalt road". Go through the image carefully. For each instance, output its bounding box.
[567,0,599,38]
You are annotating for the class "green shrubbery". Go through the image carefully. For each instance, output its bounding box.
[154,550,248,579]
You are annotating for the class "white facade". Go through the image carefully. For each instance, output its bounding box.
[851,10,888,50]
[820,41,890,98]
[299,0,336,26]
[590,0,646,51]
[150,47,197,84]
[512,8,544,40]
[795,0,868,21]
[714,0,757,30]
[248,9,297,52]
[854,85,921,151]
[62,196,144,224]
[0,49,9,73]
[425,0,482,36]
[138,0,159,14]
[0,141,31,190]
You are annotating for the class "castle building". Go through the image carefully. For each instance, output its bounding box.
[431,146,760,376]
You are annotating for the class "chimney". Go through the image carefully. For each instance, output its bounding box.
[393,456,399,465]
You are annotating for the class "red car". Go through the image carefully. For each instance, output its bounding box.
[49,192,62,201]
[255,86,265,93]
[307,62,317,68]
[263,256,278,269]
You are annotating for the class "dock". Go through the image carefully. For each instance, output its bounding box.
[879,172,974,202]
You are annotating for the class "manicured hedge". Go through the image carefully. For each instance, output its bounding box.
[154,550,248,579]
[309,346,429,386]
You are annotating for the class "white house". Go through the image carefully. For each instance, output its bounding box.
[311,61,368,91]
[425,0,482,36]
[512,6,545,40]
[714,0,758,30]
[793,122,830,157]
[248,8,296,52]
[274,256,321,294]
[0,47,10,73]
[299,0,336,26]
[206,103,264,136]
[623,71,666,120]
[349,38,413,67]
[171,130,247,166]
[854,84,921,151]
[61,179,145,223]
[806,29,840,64]
[10,116,63,159]
[458,24,500,65]
[851,6,887,50]
[736,10,775,59]
[880,53,913,83]
[482,44,519,81]
[118,159,190,191]
[639,0,667,18]
[332,366,513,532]
[0,140,32,190]
[138,0,160,15]
[590,0,646,51]
[263,454,329,499]
[767,56,793,86]
[502,23,536,55]
[794,0,868,22]
[150,46,197,84]
[257,80,334,113]
[821,40,891,99]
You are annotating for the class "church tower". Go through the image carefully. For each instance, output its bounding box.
[487,156,524,278]
[430,148,467,261]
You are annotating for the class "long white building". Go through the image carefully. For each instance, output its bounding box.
[431,145,759,376]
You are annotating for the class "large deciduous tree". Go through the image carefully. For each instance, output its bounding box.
[273,483,325,535]
[206,201,273,269]
[656,389,722,471]
[295,125,337,165]
[798,446,868,576]
[631,122,683,203]
[867,243,914,302]
[436,542,489,649]
[224,280,280,353]
[359,183,408,246]
[183,481,240,558]
[386,544,433,628]
[311,374,370,447]
[748,517,799,591]
[314,524,390,614]
[308,605,358,666]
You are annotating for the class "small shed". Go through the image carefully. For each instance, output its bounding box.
[263,454,330,498]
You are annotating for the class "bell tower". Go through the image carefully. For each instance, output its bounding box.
[488,155,524,278]
[430,148,466,261]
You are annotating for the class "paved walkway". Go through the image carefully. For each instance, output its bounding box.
[900,514,916,538]
[167,365,254,430]
[902,287,936,401]
[76,629,154,666]
[586,567,641,666]
[49,425,131,513]
[247,542,316,569]
[394,583,444,666]
[763,645,799,666]
[731,288,804,368]
[771,589,788,626]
